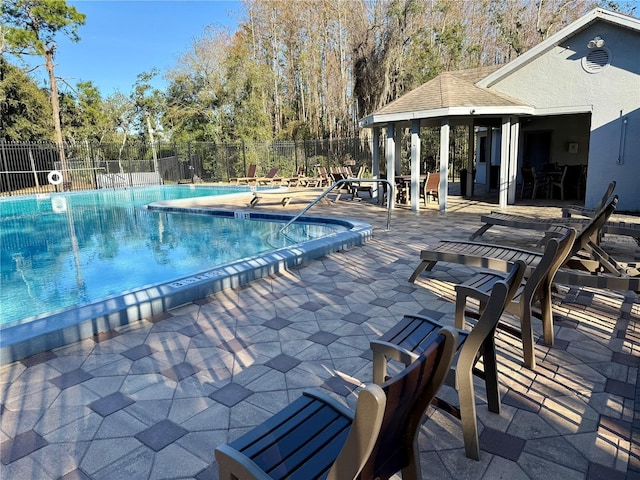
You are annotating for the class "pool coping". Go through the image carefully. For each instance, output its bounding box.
[0,207,372,363]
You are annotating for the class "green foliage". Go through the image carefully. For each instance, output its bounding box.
[2,0,86,56]
[0,58,53,141]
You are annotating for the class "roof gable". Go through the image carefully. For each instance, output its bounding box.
[478,8,640,88]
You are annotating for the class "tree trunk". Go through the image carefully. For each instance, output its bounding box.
[45,48,69,188]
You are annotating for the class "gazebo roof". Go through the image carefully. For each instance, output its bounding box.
[360,65,533,127]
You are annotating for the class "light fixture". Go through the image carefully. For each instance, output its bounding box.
[587,36,605,49]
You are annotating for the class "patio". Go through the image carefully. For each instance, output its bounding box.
[1,191,638,479]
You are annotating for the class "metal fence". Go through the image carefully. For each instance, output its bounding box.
[0,134,468,196]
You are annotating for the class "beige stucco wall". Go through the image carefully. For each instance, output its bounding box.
[490,20,640,211]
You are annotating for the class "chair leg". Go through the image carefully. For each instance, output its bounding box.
[481,338,501,414]
[540,281,555,347]
[454,294,467,329]
[400,444,420,480]
[520,301,536,370]
[408,260,434,282]
[456,365,480,460]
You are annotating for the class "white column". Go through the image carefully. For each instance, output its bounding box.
[394,128,402,176]
[508,117,519,204]
[411,120,421,211]
[372,127,380,200]
[386,123,395,209]
[499,116,511,208]
[439,119,450,211]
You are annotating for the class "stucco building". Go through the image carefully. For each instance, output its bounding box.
[359,8,640,213]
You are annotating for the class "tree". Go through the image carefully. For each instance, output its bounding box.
[2,0,86,182]
[0,58,53,141]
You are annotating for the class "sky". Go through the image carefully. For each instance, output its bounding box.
[18,0,243,97]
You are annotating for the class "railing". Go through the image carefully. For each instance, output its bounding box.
[279,178,393,235]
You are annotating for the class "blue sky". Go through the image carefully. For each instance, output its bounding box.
[21,0,242,97]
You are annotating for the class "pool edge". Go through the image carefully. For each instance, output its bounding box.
[1,210,372,364]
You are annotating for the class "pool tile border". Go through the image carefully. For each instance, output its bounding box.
[0,208,371,363]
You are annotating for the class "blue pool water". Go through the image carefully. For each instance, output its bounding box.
[0,186,347,327]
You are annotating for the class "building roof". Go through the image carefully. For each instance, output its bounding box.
[359,8,640,129]
[479,8,640,88]
[359,66,534,127]
[374,65,525,116]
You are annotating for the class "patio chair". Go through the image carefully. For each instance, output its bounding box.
[454,227,576,369]
[230,164,257,184]
[520,166,549,199]
[421,172,440,204]
[371,261,524,460]
[316,166,331,187]
[549,165,568,200]
[215,326,458,480]
[353,166,373,198]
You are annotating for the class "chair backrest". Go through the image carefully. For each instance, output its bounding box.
[523,226,576,301]
[425,172,440,191]
[325,383,387,480]
[455,273,514,378]
[503,259,528,306]
[246,164,257,178]
[571,195,617,255]
[592,181,616,216]
[354,327,458,480]
[264,167,279,178]
[521,166,534,183]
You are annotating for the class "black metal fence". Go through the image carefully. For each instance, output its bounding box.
[0,133,468,196]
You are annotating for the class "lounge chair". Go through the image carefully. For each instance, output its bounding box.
[316,166,331,187]
[216,326,458,480]
[256,167,282,185]
[412,196,617,278]
[453,227,576,369]
[470,183,638,245]
[562,181,616,219]
[409,197,640,324]
[230,164,257,184]
[371,261,524,460]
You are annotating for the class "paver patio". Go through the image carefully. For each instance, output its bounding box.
[1,190,638,479]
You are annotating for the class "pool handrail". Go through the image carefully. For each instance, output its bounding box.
[279,178,393,234]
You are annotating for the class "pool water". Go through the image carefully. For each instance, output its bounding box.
[0,186,345,326]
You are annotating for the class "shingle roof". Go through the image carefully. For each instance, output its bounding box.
[375,65,528,116]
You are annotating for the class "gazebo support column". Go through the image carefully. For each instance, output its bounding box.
[439,119,450,211]
[386,123,395,209]
[499,116,511,208]
[410,120,421,211]
[372,127,380,201]
[508,117,519,204]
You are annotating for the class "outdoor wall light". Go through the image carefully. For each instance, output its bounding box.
[587,36,605,48]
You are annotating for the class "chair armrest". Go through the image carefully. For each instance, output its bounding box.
[370,339,419,366]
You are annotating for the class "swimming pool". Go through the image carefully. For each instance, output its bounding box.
[0,186,371,362]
